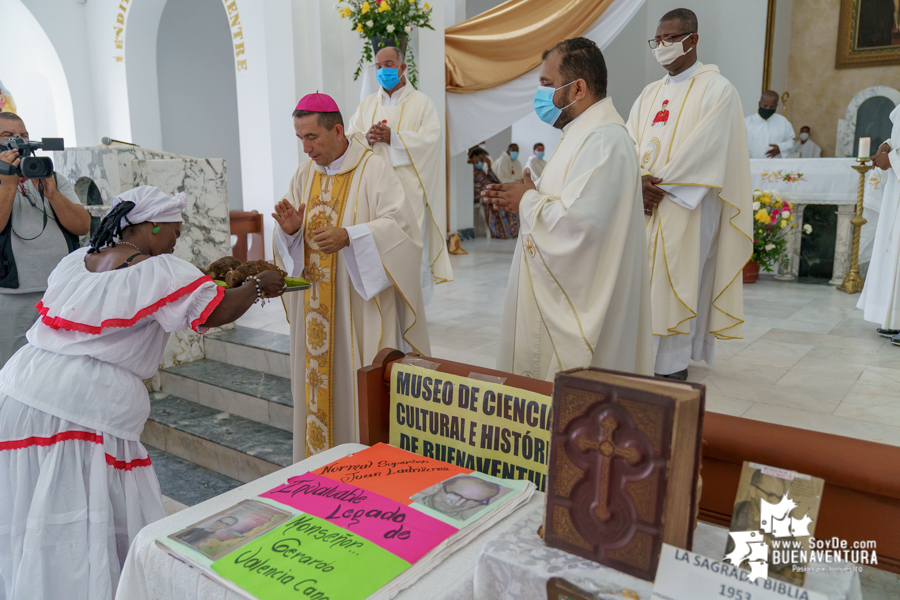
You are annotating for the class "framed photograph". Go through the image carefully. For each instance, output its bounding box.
[836,0,900,68]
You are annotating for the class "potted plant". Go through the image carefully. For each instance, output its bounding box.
[337,0,434,87]
[745,189,812,283]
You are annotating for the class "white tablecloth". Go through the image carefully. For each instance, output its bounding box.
[473,505,863,600]
[116,443,543,600]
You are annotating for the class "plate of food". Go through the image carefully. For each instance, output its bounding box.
[205,257,310,292]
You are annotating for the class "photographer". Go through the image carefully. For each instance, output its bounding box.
[0,113,90,366]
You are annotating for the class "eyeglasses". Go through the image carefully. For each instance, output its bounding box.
[441,481,492,506]
[648,32,695,49]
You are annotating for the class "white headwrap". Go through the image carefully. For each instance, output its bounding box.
[108,186,186,230]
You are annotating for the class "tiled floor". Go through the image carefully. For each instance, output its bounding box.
[237,237,900,446]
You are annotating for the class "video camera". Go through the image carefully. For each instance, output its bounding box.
[0,136,64,179]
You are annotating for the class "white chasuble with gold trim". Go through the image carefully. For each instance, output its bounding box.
[347,85,453,287]
[626,64,752,343]
[274,139,430,461]
[496,98,654,381]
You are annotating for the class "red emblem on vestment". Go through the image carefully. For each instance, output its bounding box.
[651,100,670,127]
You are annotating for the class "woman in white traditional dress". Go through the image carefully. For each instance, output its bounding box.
[0,186,285,600]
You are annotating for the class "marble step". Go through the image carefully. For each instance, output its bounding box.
[145,445,242,507]
[159,359,293,432]
[142,392,293,484]
[204,326,291,378]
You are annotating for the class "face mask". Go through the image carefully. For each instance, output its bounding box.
[473,162,483,170]
[799,132,809,141]
[758,107,776,120]
[533,81,577,126]
[652,38,692,67]
[509,151,518,161]
[536,152,545,160]
[377,67,401,90]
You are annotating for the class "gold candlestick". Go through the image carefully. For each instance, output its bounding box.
[837,158,871,294]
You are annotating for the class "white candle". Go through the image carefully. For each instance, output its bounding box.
[858,137,871,158]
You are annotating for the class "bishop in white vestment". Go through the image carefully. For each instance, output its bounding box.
[627,9,752,378]
[858,104,900,339]
[485,38,653,380]
[347,46,453,294]
[274,93,429,460]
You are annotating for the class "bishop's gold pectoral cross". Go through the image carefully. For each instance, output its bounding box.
[575,416,641,522]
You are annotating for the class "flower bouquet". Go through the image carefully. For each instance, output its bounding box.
[748,189,812,280]
[337,0,434,87]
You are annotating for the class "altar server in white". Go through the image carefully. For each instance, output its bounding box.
[788,126,822,158]
[274,93,430,460]
[347,46,453,293]
[484,38,653,380]
[0,187,285,600]
[525,143,547,179]
[492,143,524,184]
[745,90,796,158]
[858,104,900,343]
[626,8,752,380]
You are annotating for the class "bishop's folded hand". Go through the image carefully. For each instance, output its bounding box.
[272,199,305,236]
[481,170,535,215]
[312,226,350,254]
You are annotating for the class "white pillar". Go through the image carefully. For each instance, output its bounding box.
[831,205,856,285]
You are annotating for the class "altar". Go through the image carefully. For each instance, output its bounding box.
[750,158,887,284]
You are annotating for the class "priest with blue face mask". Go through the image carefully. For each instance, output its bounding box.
[483,37,654,380]
[346,45,453,298]
[492,143,524,185]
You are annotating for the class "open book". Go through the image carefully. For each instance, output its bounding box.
[157,443,534,600]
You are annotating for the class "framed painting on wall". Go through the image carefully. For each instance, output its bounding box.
[836,0,900,68]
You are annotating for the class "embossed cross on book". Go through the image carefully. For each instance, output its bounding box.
[574,416,642,522]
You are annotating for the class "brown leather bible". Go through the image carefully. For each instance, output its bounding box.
[543,367,705,581]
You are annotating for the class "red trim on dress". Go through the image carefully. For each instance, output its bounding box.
[0,430,102,451]
[0,430,152,471]
[36,276,215,334]
[191,284,226,333]
[105,454,153,471]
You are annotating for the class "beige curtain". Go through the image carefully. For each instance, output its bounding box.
[445,0,617,94]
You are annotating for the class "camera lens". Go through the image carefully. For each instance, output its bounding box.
[19,157,54,180]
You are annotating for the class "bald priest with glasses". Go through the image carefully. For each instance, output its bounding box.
[625,8,752,381]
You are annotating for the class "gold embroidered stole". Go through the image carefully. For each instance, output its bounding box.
[302,169,355,455]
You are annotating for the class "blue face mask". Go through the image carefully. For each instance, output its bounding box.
[533,81,577,126]
[377,67,401,90]
[473,162,483,170]
[536,152,545,160]
[509,151,518,161]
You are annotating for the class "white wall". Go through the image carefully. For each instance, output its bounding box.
[1,0,76,145]
[157,0,243,211]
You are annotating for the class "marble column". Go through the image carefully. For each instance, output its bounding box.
[776,203,806,281]
[831,205,856,285]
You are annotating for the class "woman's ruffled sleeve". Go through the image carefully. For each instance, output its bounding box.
[152,258,225,333]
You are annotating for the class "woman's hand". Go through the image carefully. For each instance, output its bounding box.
[252,270,286,298]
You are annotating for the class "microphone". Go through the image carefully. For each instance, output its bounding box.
[101,137,139,147]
